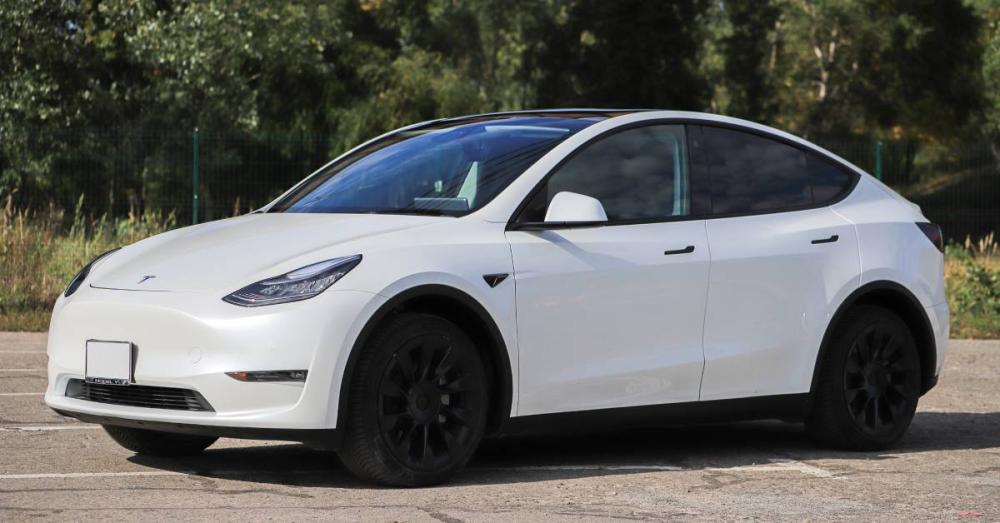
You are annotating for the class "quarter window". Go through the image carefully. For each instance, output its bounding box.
[518,125,689,223]
[809,155,852,204]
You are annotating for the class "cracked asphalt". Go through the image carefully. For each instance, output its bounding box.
[1,333,998,521]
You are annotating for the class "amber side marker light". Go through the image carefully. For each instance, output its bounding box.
[226,370,308,382]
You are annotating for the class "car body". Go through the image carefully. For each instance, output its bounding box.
[46,109,948,486]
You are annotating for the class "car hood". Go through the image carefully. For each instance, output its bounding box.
[90,213,444,293]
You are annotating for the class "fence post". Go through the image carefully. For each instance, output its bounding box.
[874,140,884,181]
[192,128,201,225]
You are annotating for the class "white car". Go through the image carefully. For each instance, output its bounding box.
[46,110,948,486]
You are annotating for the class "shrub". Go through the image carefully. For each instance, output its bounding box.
[946,234,1000,338]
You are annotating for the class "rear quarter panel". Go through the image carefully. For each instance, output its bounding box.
[831,177,947,308]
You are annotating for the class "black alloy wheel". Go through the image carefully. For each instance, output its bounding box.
[807,304,921,450]
[377,333,485,471]
[339,313,489,486]
[843,325,916,436]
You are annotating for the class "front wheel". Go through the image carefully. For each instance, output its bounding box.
[338,313,489,487]
[807,305,921,450]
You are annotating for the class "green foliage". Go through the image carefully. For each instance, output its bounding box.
[945,239,1000,339]
[0,196,175,319]
[0,0,997,216]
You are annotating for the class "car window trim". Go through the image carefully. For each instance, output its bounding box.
[505,118,861,230]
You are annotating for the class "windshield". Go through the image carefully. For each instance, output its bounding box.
[268,116,597,216]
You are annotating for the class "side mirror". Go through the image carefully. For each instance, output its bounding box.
[544,191,608,223]
[509,191,609,231]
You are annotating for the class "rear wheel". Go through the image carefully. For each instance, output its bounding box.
[103,426,217,457]
[338,313,489,487]
[807,305,921,450]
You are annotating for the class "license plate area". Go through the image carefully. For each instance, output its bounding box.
[85,340,134,386]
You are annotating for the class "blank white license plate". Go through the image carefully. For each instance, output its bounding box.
[85,341,133,386]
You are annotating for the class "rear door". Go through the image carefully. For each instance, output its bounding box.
[691,125,861,400]
[507,124,711,415]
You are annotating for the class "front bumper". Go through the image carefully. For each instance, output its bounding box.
[53,409,342,449]
[45,286,384,432]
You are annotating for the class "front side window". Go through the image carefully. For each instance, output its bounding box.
[270,117,597,216]
[517,125,690,223]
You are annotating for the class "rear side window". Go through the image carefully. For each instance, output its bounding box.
[517,125,689,223]
[693,126,853,214]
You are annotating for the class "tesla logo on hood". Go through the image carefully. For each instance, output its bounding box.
[137,275,156,284]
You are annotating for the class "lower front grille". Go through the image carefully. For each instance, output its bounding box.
[65,379,214,412]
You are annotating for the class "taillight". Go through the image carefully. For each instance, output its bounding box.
[916,222,944,253]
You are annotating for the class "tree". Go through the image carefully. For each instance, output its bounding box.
[718,0,781,122]
[530,0,712,110]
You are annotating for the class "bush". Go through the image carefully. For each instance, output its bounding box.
[946,234,1000,338]
[0,196,175,330]
[1,199,998,338]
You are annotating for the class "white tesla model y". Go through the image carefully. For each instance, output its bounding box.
[46,110,948,486]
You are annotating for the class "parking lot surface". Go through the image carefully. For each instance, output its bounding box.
[1,333,998,521]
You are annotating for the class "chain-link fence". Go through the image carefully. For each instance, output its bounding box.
[2,127,997,240]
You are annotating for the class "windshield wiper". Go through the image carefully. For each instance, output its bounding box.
[364,208,456,217]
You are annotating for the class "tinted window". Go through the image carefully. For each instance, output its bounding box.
[518,125,689,222]
[698,126,811,214]
[809,155,852,203]
[693,126,855,214]
[269,117,596,216]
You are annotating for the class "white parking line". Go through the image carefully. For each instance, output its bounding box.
[708,459,840,479]
[0,425,101,432]
[0,460,840,481]
[0,392,44,396]
[0,471,183,480]
[0,351,46,354]
[0,368,45,372]
[477,464,685,472]
[0,461,841,481]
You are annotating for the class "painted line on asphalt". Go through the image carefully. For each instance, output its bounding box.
[0,471,183,480]
[0,369,45,372]
[0,392,44,396]
[476,464,685,472]
[0,351,46,354]
[0,425,101,432]
[707,459,841,479]
[0,461,841,481]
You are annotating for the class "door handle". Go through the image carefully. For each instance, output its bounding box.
[664,245,695,255]
[811,234,839,244]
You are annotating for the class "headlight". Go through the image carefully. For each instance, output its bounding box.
[223,255,362,307]
[64,248,120,298]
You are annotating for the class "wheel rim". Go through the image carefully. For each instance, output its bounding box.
[377,334,483,471]
[843,325,914,436]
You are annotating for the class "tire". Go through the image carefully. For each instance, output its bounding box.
[807,305,922,450]
[338,313,489,487]
[103,426,217,457]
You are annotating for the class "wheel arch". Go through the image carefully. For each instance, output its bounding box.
[811,280,938,398]
[336,284,514,436]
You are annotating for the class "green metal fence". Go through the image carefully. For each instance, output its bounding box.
[819,138,1000,240]
[1,127,997,241]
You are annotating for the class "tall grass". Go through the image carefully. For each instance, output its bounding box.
[0,197,175,330]
[1,198,998,338]
[946,233,1000,339]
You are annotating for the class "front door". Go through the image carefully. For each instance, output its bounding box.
[506,124,711,416]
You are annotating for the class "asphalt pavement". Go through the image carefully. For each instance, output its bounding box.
[1,332,998,521]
